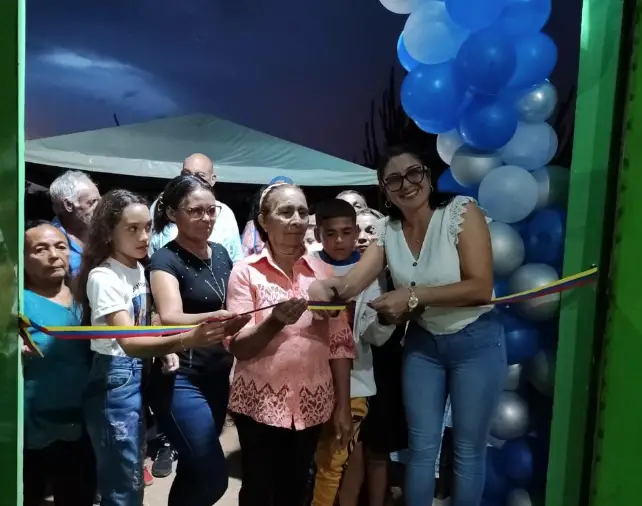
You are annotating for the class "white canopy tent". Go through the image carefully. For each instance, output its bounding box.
[26,114,377,187]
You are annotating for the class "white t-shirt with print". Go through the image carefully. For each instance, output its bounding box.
[86,258,151,356]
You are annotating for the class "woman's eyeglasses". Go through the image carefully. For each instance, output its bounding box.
[382,166,429,192]
[180,205,220,220]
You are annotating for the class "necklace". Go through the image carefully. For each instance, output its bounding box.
[200,256,227,302]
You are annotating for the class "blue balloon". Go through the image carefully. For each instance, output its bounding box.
[498,439,534,484]
[459,97,518,150]
[484,448,509,499]
[454,27,517,95]
[524,207,566,266]
[397,33,419,73]
[437,168,478,197]
[446,0,507,30]
[497,0,552,37]
[401,63,465,131]
[494,278,509,298]
[509,33,558,90]
[500,312,540,365]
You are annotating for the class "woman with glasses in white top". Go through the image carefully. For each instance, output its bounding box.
[309,145,505,506]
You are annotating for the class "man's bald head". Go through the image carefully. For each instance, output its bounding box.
[182,153,216,185]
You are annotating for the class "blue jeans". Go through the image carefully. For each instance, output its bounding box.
[84,355,144,506]
[149,367,230,506]
[402,314,506,506]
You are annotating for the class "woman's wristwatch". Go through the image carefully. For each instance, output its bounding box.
[408,287,419,311]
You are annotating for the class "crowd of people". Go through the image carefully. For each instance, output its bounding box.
[22,146,506,506]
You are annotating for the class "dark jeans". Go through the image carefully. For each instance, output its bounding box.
[149,368,230,506]
[85,355,145,506]
[23,436,96,506]
[402,315,506,506]
[234,413,322,506]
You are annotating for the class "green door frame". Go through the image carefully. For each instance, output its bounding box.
[546,1,627,506]
[588,0,642,503]
[0,0,24,504]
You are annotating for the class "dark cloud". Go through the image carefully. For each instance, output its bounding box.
[27,0,405,160]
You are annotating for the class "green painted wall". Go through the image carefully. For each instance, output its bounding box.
[0,0,24,504]
[589,1,642,503]
[546,1,625,506]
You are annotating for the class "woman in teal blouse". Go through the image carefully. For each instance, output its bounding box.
[22,220,95,506]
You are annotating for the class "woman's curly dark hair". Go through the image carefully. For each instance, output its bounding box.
[73,189,147,325]
[376,144,457,221]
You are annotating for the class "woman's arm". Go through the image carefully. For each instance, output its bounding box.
[309,241,386,302]
[150,270,229,325]
[415,203,493,307]
[358,278,396,346]
[88,268,247,358]
[107,310,245,358]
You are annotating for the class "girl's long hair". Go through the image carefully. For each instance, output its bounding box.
[376,144,457,221]
[73,189,147,325]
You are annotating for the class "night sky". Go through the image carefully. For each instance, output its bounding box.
[26,0,405,161]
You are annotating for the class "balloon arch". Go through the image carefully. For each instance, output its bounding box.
[380,1,568,505]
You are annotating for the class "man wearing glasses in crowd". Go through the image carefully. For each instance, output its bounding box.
[148,153,243,262]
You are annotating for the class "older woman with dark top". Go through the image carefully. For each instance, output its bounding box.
[226,182,355,506]
[148,175,251,506]
[310,146,505,506]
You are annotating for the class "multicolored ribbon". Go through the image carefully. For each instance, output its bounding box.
[18,267,598,356]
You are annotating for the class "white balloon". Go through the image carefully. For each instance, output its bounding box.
[509,263,561,322]
[451,145,503,187]
[504,363,523,391]
[526,348,557,396]
[507,488,533,506]
[437,129,464,165]
[532,165,570,210]
[500,122,559,171]
[403,1,468,64]
[516,81,558,123]
[379,0,425,14]
[489,222,525,277]
[490,391,530,440]
[478,165,539,224]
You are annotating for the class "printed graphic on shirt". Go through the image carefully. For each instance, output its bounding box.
[132,280,150,326]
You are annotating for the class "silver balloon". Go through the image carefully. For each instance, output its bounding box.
[504,363,523,391]
[516,81,558,123]
[526,348,557,397]
[490,391,530,440]
[509,263,561,322]
[437,129,465,165]
[507,488,533,506]
[532,165,570,210]
[450,145,503,187]
[489,222,525,277]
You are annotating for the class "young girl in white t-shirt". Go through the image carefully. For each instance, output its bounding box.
[74,189,250,506]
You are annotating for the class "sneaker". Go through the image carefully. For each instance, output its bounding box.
[144,465,154,487]
[151,443,175,478]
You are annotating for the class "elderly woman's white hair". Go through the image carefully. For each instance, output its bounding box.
[49,170,96,212]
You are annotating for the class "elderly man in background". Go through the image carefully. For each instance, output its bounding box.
[148,153,243,262]
[49,170,100,276]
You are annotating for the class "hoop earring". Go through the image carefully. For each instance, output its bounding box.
[384,200,391,208]
[430,183,435,191]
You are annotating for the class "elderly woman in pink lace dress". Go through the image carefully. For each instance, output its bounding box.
[226,182,355,506]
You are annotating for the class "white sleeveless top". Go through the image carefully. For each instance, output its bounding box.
[377,196,493,336]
